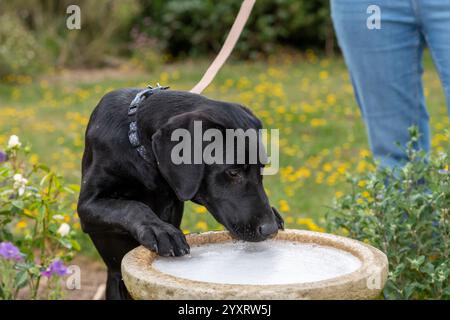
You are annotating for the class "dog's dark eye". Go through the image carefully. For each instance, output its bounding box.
[226,168,241,178]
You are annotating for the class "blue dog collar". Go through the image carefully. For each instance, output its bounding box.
[128,84,169,162]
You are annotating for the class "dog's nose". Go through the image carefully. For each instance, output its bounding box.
[258,222,278,238]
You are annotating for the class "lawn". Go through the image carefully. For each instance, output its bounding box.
[0,51,448,255]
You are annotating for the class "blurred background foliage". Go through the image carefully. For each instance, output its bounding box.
[0,0,139,77]
[0,0,333,79]
[135,0,333,58]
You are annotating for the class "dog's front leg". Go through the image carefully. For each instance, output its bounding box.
[78,198,190,256]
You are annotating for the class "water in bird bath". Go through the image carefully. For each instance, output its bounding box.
[153,240,362,285]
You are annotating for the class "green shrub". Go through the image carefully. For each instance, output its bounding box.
[327,128,450,299]
[0,136,80,299]
[136,0,333,58]
[0,0,140,75]
[0,0,334,74]
[0,14,44,79]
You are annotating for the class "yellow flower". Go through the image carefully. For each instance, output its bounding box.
[310,118,327,127]
[279,199,290,213]
[315,172,324,184]
[326,173,338,186]
[296,218,325,232]
[23,209,36,218]
[296,217,312,225]
[322,163,332,172]
[335,191,344,199]
[356,160,368,173]
[359,149,371,158]
[295,167,311,178]
[29,154,39,165]
[195,206,207,214]
[326,94,336,105]
[308,224,325,233]
[183,229,190,235]
[16,220,27,229]
[362,191,370,198]
[319,71,329,80]
[195,221,208,231]
[276,106,286,114]
[337,164,347,174]
[358,180,367,187]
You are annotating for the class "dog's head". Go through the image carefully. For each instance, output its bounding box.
[151,98,282,242]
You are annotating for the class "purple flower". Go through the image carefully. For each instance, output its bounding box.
[41,259,69,278]
[0,241,23,261]
[0,150,7,163]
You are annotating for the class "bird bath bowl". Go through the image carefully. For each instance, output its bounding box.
[122,229,388,299]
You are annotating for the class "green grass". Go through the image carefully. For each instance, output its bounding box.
[0,51,449,253]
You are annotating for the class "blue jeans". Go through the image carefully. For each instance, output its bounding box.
[331,0,450,169]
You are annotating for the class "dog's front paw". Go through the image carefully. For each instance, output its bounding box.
[272,207,285,230]
[136,222,190,257]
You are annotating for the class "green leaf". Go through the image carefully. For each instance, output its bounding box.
[14,270,29,289]
[403,283,419,299]
[11,200,24,209]
[48,224,57,233]
[417,255,425,265]
[0,209,12,215]
[36,164,50,172]
[65,184,81,194]
[58,238,72,249]
[420,262,435,275]
[0,167,9,176]
[28,266,41,277]
[443,286,450,298]
[39,172,52,187]
[15,261,34,271]
[71,239,81,251]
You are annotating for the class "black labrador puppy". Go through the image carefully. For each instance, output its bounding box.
[77,88,284,299]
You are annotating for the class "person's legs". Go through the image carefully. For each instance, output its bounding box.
[417,0,450,116]
[331,0,430,169]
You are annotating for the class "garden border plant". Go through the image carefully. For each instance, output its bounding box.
[0,135,80,300]
[327,127,449,299]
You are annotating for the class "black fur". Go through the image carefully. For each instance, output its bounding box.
[77,89,284,299]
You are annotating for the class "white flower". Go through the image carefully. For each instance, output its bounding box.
[13,173,28,196]
[53,215,64,220]
[8,135,21,149]
[18,187,25,196]
[57,223,71,237]
[13,173,27,183]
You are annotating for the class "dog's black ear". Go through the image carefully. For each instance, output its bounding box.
[151,111,218,201]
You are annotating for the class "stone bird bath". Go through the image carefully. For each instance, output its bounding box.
[122,229,388,299]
